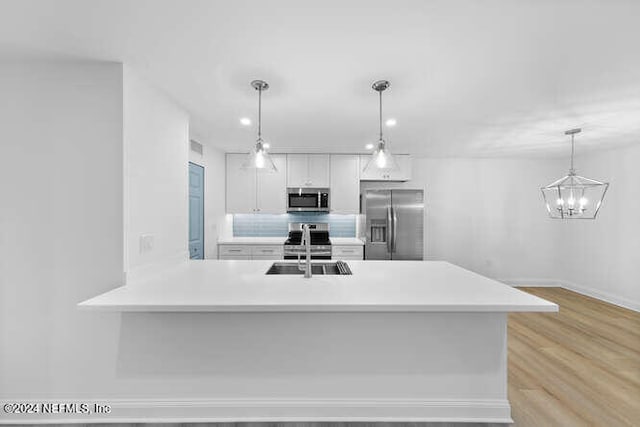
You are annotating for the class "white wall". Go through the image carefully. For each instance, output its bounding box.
[189,140,228,259]
[0,61,124,396]
[362,157,567,283]
[560,144,640,310]
[123,66,189,279]
[364,154,639,310]
[0,61,197,404]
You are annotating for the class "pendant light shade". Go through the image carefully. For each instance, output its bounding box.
[363,80,398,173]
[541,129,609,219]
[242,80,277,172]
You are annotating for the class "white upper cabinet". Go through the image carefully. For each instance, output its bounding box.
[287,154,330,187]
[226,153,287,213]
[359,154,412,181]
[226,153,256,213]
[256,154,286,213]
[307,154,330,187]
[286,154,308,187]
[330,155,360,214]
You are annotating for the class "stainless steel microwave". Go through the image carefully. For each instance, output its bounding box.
[287,188,330,212]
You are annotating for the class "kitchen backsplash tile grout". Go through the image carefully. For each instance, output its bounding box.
[233,213,357,237]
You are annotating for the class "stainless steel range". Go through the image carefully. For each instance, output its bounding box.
[283,223,332,260]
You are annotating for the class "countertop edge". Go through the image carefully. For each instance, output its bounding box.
[77,302,559,313]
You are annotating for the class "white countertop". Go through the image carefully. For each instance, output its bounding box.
[78,260,558,313]
[217,237,364,245]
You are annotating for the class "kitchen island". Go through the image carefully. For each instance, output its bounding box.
[78,260,557,423]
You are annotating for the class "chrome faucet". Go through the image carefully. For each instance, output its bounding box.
[297,223,312,278]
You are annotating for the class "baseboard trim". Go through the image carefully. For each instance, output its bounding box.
[501,278,563,287]
[560,280,640,312]
[501,278,640,312]
[0,398,512,424]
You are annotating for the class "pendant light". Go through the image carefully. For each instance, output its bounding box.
[363,80,398,173]
[541,128,609,219]
[242,79,277,172]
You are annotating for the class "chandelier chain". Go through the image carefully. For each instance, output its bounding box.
[570,133,575,174]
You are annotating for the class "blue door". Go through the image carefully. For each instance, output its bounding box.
[189,162,204,260]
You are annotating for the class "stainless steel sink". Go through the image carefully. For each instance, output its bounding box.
[266,262,351,275]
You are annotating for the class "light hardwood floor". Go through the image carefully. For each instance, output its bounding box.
[5,288,638,427]
[508,287,640,426]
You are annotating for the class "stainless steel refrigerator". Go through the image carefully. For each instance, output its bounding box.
[364,189,424,260]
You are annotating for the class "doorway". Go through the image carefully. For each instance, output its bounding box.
[188,162,204,259]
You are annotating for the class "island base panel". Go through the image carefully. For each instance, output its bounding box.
[3,312,510,423]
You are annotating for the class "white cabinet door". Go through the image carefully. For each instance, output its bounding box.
[251,245,284,258]
[388,155,412,181]
[359,154,385,181]
[287,154,330,187]
[218,244,252,259]
[307,154,330,187]
[218,244,284,260]
[256,154,286,213]
[286,154,309,187]
[330,155,360,213]
[332,245,364,260]
[359,154,412,181]
[226,154,256,213]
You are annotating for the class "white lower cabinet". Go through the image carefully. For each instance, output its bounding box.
[332,245,364,260]
[218,244,284,260]
[251,245,284,260]
[219,245,251,257]
[219,255,251,260]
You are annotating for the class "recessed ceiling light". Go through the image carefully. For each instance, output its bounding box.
[365,143,374,150]
[240,117,251,126]
[385,118,397,127]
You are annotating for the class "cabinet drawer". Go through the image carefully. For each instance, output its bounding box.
[218,255,251,260]
[219,245,251,256]
[332,245,364,258]
[251,245,284,256]
[252,255,283,260]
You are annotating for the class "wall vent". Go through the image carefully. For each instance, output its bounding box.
[190,139,203,155]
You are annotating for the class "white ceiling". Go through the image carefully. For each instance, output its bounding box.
[1,0,639,157]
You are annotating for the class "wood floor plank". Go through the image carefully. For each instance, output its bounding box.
[509,287,640,427]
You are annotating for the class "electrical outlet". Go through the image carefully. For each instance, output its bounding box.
[140,234,154,253]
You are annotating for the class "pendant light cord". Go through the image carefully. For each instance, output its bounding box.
[257,87,262,141]
[379,90,383,141]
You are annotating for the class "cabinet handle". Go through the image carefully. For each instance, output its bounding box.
[229,249,242,252]
[260,249,274,253]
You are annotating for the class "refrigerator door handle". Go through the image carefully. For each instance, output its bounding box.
[392,206,398,252]
[386,206,393,253]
